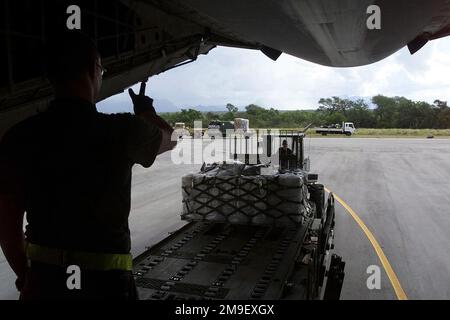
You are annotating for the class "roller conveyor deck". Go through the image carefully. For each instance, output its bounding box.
[133,220,313,300]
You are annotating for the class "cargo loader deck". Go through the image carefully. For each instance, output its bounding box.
[133,220,314,300]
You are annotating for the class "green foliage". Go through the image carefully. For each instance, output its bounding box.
[160,108,204,128]
[226,103,238,114]
[371,95,450,129]
[317,97,375,127]
[159,97,450,129]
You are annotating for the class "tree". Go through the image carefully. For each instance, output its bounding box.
[178,108,204,128]
[221,103,238,121]
[372,95,399,128]
[346,99,376,128]
[434,99,448,109]
[318,97,353,116]
[205,112,219,123]
[226,103,238,114]
[245,104,265,116]
[434,100,450,128]
[161,96,450,130]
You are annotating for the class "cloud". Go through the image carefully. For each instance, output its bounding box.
[99,37,450,112]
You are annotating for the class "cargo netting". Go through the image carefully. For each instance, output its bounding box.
[181,162,314,226]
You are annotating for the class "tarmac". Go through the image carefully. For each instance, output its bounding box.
[1,137,449,299]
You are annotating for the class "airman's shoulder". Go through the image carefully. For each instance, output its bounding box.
[1,112,47,145]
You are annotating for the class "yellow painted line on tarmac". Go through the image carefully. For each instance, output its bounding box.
[324,187,408,300]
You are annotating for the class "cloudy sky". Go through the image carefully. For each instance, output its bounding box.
[98,37,450,112]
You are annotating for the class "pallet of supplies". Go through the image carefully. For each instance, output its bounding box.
[181,162,312,226]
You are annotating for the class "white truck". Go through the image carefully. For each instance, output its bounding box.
[315,122,356,136]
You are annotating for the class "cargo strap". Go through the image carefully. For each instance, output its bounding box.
[25,242,132,271]
[182,174,311,225]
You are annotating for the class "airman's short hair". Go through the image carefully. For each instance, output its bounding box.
[45,30,99,83]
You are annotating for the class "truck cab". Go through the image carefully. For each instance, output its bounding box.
[315,122,356,136]
[343,122,356,136]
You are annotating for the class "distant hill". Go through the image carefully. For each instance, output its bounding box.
[97,98,179,114]
[96,97,231,114]
[178,105,228,113]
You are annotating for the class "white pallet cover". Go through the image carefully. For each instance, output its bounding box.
[181,164,311,226]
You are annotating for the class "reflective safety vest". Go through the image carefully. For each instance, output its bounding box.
[25,242,132,271]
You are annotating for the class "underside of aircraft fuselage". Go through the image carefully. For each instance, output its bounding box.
[1,0,449,134]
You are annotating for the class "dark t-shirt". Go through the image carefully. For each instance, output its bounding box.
[278,147,293,158]
[0,98,162,254]
[278,147,294,168]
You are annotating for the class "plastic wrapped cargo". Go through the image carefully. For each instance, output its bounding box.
[234,118,250,132]
[181,162,311,226]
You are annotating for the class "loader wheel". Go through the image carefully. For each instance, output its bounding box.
[309,184,325,219]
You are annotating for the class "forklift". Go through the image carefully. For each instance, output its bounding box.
[133,129,345,300]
